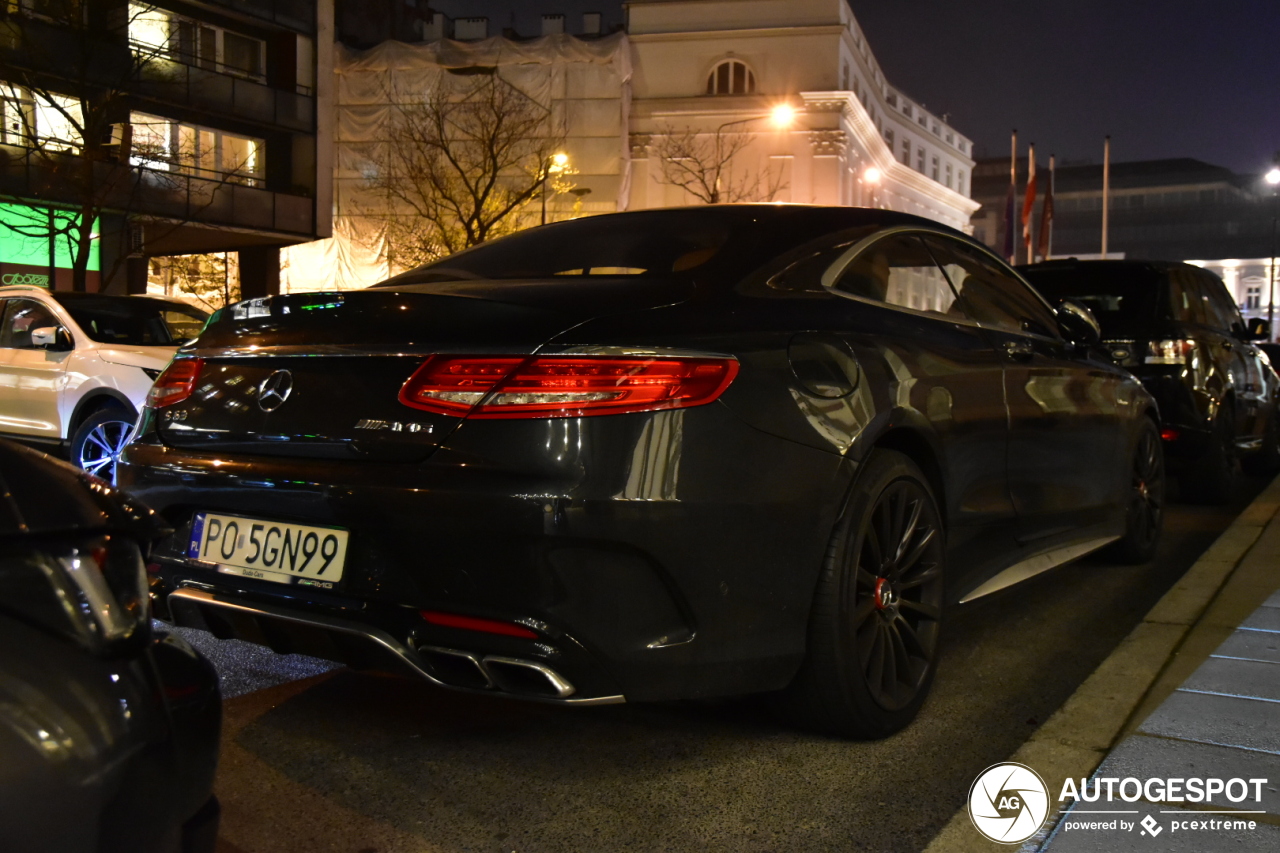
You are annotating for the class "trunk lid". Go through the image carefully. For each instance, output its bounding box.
[157,282,688,461]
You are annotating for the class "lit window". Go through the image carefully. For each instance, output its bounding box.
[706,59,755,95]
[129,3,266,82]
[130,111,264,186]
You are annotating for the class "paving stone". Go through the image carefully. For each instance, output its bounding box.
[1140,691,1280,754]
[1093,735,1280,815]
[1182,656,1280,702]
[1241,607,1280,633]
[1042,801,1280,852]
[1213,629,1280,664]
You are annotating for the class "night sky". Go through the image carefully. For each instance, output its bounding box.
[430,0,1280,174]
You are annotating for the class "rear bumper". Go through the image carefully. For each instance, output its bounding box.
[164,587,623,705]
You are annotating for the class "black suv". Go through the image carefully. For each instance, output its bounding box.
[1020,259,1279,502]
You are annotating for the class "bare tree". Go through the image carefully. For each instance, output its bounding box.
[655,125,787,204]
[357,71,565,269]
[148,252,239,311]
[0,2,257,292]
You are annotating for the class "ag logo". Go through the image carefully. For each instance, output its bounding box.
[968,762,1050,844]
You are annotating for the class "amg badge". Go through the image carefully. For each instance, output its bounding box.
[354,419,430,433]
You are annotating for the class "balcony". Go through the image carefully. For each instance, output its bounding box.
[197,0,316,33]
[132,46,314,132]
[0,144,314,238]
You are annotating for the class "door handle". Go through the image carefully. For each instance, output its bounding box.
[1003,340,1034,361]
[1223,341,1234,350]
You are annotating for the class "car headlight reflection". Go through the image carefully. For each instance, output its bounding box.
[0,535,149,652]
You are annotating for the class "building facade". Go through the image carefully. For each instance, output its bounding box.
[0,0,333,295]
[280,0,976,291]
[970,156,1280,321]
[626,0,976,229]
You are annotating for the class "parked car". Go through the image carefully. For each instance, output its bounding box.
[0,285,209,482]
[0,439,221,853]
[1019,259,1280,502]
[119,206,1162,738]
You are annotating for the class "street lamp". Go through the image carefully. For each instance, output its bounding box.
[1267,167,1280,339]
[863,166,881,208]
[541,151,570,226]
[706,103,799,203]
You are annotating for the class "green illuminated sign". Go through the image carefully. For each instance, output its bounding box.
[0,202,101,280]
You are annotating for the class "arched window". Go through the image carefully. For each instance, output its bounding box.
[706,59,755,95]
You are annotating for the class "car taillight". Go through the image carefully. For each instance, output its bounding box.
[398,355,740,419]
[1145,339,1196,364]
[147,358,204,408]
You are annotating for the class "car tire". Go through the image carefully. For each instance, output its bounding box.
[1105,419,1165,565]
[779,449,945,739]
[70,407,137,484]
[1243,412,1280,475]
[1183,408,1237,505]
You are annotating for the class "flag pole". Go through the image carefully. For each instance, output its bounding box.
[1004,129,1018,264]
[1022,143,1037,264]
[1101,136,1111,259]
[1047,154,1055,259]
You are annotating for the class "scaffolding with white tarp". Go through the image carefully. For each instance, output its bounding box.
[280,32,632,293]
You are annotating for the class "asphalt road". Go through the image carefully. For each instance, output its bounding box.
[189,474,1271,853]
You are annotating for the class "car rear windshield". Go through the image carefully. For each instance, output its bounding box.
[379,210,743,283]
[52,294,209,346]
[1019,266,1163,337]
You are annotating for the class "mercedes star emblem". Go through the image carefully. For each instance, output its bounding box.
[257,369,294,412]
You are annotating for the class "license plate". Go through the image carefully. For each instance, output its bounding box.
[188,512,349,588]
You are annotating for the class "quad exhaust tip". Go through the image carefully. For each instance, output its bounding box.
[419,646,576,699]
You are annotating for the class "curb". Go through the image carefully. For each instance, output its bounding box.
[922,474,1280,853]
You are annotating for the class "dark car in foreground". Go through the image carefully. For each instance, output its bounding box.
[1020,259,1280,502]
[119,206,1162,738]
[0,441,221,853]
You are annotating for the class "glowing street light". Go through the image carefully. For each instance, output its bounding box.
[1267,167,1280,186]
[541,152,571,225]
[769,103,797,129]
[863,166,882,208]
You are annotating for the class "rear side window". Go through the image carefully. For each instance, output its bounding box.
[1193,270,1243,333]
[1167,268,1204,323]
[924,236,1060,338]
[827,233,965,319]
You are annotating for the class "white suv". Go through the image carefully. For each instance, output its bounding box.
[0,285,209,481]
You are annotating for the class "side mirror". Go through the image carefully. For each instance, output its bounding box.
[1056,299,1101,347]
[31,326,71,351]
[1245,317,1271,342]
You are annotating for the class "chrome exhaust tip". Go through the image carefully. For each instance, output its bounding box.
[481,656,576,699]
[418,646,492,691]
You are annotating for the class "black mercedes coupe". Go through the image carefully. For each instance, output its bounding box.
[118,206,1163,738]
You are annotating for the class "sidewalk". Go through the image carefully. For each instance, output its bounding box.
[926,476,1280,852]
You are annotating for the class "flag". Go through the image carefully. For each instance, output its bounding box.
[1021,145,1037,262]
[1037,156,1055,261]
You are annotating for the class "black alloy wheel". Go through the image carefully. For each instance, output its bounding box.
[781,449,945,738]
[1107,419,1165,564]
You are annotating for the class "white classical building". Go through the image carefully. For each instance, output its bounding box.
[280,0,977,290]
[626,0,977,229]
